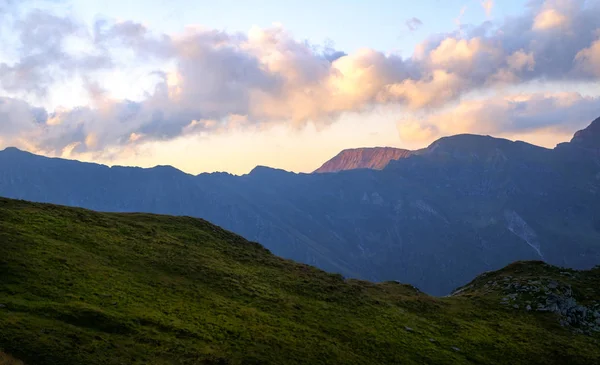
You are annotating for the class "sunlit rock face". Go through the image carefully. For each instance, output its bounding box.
[314,147,413,173]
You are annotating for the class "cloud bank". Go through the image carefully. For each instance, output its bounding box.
[0,0,599,158]
[397,92,600,143]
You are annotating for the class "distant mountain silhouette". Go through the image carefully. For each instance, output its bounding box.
[314,147,413,173]
[570,116,600,150]
[1,117,599,295]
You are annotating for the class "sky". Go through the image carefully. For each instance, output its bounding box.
[0,0,599,174]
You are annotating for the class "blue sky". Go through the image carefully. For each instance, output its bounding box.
[1,0,599,174]
[68,0,527,55]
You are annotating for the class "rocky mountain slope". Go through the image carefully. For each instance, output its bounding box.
[0,118,599,295]
[0,198,599,365]
[451,261,600,335]
[314,147,413,173]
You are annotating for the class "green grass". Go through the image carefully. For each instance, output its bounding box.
[0,197,599,365]
[0,351,25,365]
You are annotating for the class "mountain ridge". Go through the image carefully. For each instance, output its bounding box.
[0,126,579,175]
[570,116,600,150]
[0,117,599,295]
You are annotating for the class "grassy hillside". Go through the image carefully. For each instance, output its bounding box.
[0,198,599,365]
[0,352,25,365]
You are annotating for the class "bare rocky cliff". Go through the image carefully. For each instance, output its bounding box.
[314,147,413,173]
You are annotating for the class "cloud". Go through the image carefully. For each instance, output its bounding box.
[533,8,569,30]
[1,0,600,157]
[0,96,47,147]
[506,50,536,71]
[481,1,494,17]
[455,6,468,28]
[575,34,600,77]
[0,0,28,19]
[0,9,112,97]
[92,18,174,60]
[397,92,600,146]
[406,17,423,32]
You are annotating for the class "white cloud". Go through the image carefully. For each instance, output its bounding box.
[397,92,600,147]
[481,1,494,17]
[576,36,600,77]
[0,10,112,97]
[533,8,569,30]
[507,50,535,71]
[386,70,467,109]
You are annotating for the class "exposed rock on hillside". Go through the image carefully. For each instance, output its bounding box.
[314,147,413,173]
[452,262,600,335]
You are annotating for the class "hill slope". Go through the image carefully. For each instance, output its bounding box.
[1,198,599,365]
[314,147,413,173]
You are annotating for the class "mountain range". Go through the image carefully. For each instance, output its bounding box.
[0,117,599,295]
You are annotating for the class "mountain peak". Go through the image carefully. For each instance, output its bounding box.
[570,116,600,149]
[314,147,413,173]
[248,165,292,176]
[1,146,26,154]
[426,134,512,149]
[419,133,549,162]
[0,147,36,160]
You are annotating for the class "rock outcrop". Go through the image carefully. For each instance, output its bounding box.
[452,262,600,335]
[314,147,413,173]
